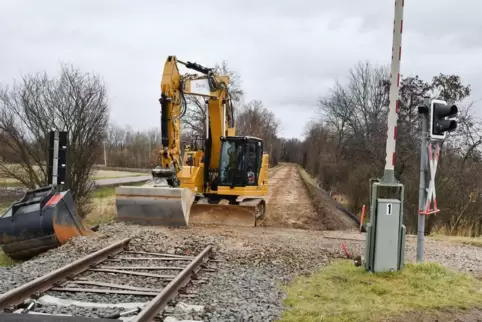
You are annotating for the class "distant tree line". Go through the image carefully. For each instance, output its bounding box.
[2,59,480,236]
[278,61,482,237]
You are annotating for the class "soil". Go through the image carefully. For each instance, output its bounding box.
[261,164,319,229]
[259,163,356,230]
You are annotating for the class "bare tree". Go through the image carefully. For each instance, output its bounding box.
[102,123,162,168]
[0,62,109,217]
[318,61,390,166]
[281,61,482,236]
[182,61,244,139]
[235,100,281,166]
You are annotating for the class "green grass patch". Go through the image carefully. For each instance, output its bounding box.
[92,186,117,198]
[279,260,482,322]
[0,250,16,267]
[0,196,19,213]
[92,181,147,199]
[0,203,10,213]
[84,196,117,227]
[91,174,145,180]
[85,181,149,226]
[0,181,25,188]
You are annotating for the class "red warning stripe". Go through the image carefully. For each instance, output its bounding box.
[46,194,62,207]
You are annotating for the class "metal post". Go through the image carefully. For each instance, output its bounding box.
[103,141,107,167]
[417,97,430,262]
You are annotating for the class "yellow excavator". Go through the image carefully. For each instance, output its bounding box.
[115,56,269,227]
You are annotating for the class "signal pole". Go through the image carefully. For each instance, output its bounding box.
[416,98,458,262]
[417,97,430,262]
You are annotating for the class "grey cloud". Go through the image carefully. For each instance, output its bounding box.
[1,0,482,139]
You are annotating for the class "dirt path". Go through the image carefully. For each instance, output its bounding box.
[261,164,320,229]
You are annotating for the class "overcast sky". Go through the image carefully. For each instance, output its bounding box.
[1,0,481,139]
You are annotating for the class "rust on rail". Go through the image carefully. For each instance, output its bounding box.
[131,244,213,322]
[0,238,131,309]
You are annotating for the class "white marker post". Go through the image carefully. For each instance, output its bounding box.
[383,0,404,183]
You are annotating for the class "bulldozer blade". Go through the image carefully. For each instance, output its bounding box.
[0,187,95,261]
[115,186,195,227]
[189,203,258,227]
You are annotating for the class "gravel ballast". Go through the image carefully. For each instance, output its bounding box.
[1,223,482,321]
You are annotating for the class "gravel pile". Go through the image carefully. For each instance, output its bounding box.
[31,304,126,319]
[0,223,348,321]
[3,222,482,321]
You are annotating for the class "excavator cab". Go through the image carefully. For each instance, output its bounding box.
[218,136,263,188]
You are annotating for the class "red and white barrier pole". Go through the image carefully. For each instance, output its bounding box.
[383,0,405,183]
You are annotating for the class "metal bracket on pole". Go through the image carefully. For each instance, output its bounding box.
[420,142,441,216]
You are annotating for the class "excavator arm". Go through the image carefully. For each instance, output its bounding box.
[154,55,234,190]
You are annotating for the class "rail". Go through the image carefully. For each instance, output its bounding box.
[132,245,212,322]
[0,238,131,309]
[0,239,214,321]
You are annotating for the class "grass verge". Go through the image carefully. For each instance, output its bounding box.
[91,173,145,180]
[84,181,147,226]
[296,165,357,230]
[84,196,117,227]
[429,234,482,248]
[0,250,16,267]
[279,260,482,322]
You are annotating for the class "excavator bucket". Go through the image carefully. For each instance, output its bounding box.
[189,199,266,227]
[115,184,196,227]
[0,186,95,261]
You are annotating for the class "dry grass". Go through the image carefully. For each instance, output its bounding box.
[280,260,482,322]
[297,165,318,186]
[431,223,481,238]
[296,165,358,230]
[0,250,16,267]
[84,196,116,227]
[84,181,147,226]
[91,170,147,180]
[429,234,482,248]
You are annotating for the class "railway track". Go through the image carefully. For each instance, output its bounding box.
[0,238,216,321]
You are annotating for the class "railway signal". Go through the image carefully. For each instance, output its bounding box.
[429,99,458,141]
[416,97,459,263]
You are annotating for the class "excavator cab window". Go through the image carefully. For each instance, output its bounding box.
[218,137,263,187]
